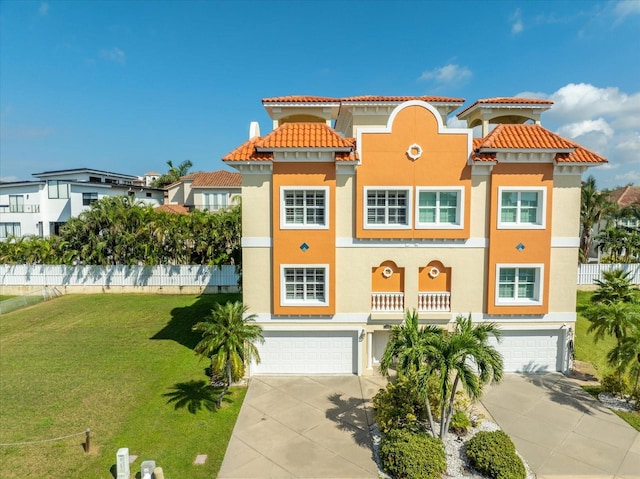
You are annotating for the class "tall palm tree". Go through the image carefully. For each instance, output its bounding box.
[424,315,503,440]
[607,315,640,397]
[585,302,639,344]
[192,301,264,406]
[151,160,193,188]
[580,176,613,263]
[379,310,443,434]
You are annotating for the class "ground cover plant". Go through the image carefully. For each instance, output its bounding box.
[0,293,243,478]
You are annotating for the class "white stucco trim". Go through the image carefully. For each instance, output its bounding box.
[468,312,576,323]
[336,237,488,248]
[241,237,272,247]
[551,237,580,248]
[250,313,370,323]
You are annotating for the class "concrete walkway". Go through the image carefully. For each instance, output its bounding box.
[481,373,640,479]
[217,376,386,478]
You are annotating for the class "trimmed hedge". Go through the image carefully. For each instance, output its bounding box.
[465,430,526,479]
[379,428,446,479]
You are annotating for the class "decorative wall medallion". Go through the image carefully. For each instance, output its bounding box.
[382,266,393,278]
[406,143,423,161]
[300,242,310,252]
[516,243,525,252]
[429,266,440,278]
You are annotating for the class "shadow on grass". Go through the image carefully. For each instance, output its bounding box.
[325,393,375,453]
[164,380,234,413]
[150,293,241,350]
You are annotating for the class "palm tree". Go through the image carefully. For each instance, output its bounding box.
[585,302,639,344]
[379,310,443,434]
[606,315,640,397]
[580,176,613,263]
[424,315,503,440]
[192,301,264,406]
[151,160,193,188]
[592,268,638,305]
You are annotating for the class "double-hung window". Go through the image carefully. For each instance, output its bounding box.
[281,187,328,229]
[496,265,543,305]
[0,223,21,239]
[416,188,463,228]
[82,192,98,206]
[498,188,545,229]
[281,265,328,306]
[9,195,24,213]
[364,188,411,228]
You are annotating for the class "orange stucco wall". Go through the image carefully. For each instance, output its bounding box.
[372,261,404,292]
[272,162,336,316]
[356,104,471,239]
[486,163,553,315]
[418,260,451,292]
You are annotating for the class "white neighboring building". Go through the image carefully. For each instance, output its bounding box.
[0,168,164,239]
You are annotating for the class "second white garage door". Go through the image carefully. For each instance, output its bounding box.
[252,331,357,375]
[489,330,562,373]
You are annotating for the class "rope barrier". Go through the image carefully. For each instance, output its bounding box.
[0,429,89,446]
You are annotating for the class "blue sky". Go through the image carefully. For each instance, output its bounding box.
[1,0,639,189]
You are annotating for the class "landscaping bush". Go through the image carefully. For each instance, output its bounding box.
[373,375,426,433]
[379,427,446,479]
[465,430,526,479]
[601,373,630,397]
[449,409,471,435]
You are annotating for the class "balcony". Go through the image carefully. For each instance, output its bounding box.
[371,292,404,312]
[418,292,451,312]
[0,204,41,213]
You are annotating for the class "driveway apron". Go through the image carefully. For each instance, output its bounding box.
[481,373,640,479]
[218,376,386,478]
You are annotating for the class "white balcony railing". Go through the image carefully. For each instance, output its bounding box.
[0,204,41,213]
[418,292,451,312]
[371,292,404,312]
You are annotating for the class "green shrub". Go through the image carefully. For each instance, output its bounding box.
[601,373,630,397]
[379,428,446,479]
[465,430,526,479]
[373,375,426,433]
[449,409,471,435]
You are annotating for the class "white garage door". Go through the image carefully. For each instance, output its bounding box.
[253,331,357,375]
[489,330,562,373]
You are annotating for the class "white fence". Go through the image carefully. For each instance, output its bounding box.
[0,264,239,288]
[577,263,640,285]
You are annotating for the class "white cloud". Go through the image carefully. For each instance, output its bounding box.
[510,8,524,34]
[100,47,126,65]
[38,2,49,16]
[614,170,640,182]
[0,176,22,183]
[613,0,640,19]
[419,64,472,85]
[557,118,614,139]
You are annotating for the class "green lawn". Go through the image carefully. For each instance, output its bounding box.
[0,295,16,301]
[0,293,243,478]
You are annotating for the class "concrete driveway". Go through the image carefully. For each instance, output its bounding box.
[481,373,640,479]
[217,376,386,478]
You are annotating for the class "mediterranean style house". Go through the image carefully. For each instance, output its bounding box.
[0,168,164,239]
[223,95,606,376]
[164,170,241,212]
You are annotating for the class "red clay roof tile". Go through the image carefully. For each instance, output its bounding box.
[478,124,576,150]
[190,170,241,187]
[262,96,340,103]
[256,123,353,149]
[457,97,554,117]
[222,137,274,162]
[607,185,640,206]
[341,95,464,103]
[155,204,189,215]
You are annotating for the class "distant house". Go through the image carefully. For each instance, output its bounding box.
[609,185,640,229]
[164,170,241,212]
[0,168,164,239]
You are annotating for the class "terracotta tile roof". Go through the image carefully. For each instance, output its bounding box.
[555,146,607,164]
[262,96,340,103]
[155,204,189,215]
[341,95,465,103]
[608,185,640,207]
[190,170,241,187]
[471,124,607,164]
[478,124,576,150]
[257,122,353,149]
[457,97,554,117]
[222,137,274,162]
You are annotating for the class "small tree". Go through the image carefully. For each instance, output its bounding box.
[192,301,264,406]
[591,268,638,305]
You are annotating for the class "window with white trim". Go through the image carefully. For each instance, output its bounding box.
[496,265,543,305]
[281,265,328,306]
[48,180,69,199]
[281,187,328,229]
[82,192,98,206]
[498,188,545,228]
[9,195,24,213]
[365,188,411,228]
[416,188,463,228]
[0,223,21,239]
